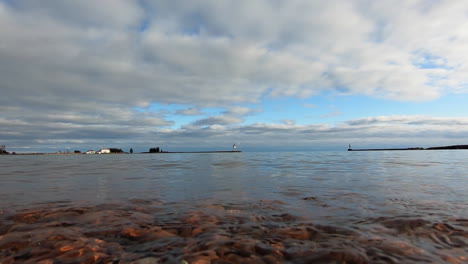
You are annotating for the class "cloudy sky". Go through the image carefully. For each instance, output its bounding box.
[2,0,468,152]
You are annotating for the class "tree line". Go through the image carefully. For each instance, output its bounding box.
[149,147,161,153]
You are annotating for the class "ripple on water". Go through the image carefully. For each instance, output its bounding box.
[0,151,467,263]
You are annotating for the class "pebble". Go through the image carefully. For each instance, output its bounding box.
[131,257,160,264]
[185,249,218,264]
[274,226,312,240]
[0,203,466,263]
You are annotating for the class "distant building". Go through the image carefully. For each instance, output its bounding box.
[97,148,111,154]
[85,150,95,154]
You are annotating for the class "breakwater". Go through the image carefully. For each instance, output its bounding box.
[143,150,242,154]
[349,145,468,151]
[348,148,423,151]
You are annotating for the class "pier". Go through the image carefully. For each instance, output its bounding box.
[348,148,423,151]
[348,145,468,151]
[143,151,242,154]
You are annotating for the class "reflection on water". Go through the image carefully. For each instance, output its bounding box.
[0,151,467,263]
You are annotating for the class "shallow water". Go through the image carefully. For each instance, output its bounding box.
[0,151,467,263]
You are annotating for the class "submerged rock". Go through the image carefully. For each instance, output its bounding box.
[0,202,466,263]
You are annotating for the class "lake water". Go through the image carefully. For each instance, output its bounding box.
[0,151,467,263]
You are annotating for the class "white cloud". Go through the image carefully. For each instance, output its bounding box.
[192,116,243,126]
[8,0,142,28]
[2,1,468,151]
[3,111,468,152]
[4,0,468,109]
[319,111,342,118]
[303,103,317,108]
[281,120,296,126]
[222,106,261,116]
[152,115,468,151]
[175,107,204,116]
[346,116,468,126]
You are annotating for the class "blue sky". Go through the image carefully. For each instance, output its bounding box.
[142,92,468,128]
[1,0,468,152]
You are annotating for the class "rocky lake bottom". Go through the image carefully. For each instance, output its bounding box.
[1,199,467,264]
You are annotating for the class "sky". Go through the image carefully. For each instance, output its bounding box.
[1,0,468,153]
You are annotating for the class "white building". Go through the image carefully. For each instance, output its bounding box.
[85,150,95,154]
[97,148,111,154]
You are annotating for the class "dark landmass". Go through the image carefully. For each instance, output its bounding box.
[109,148,124,153]
[348,148,424,151]
[425,145,468,150]
[349,145,468,151]
[0,150,242,155]
[0,152,127,156]
[149,147,161,153]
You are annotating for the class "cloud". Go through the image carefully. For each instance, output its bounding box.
[3,0,468,110]
[222,106,261,116]
[2,1,468,151]
[192,116,243,126]
[346,116,468,126]
[0,101,173,151]
[175,107,204,116]
[6,0,142,28]
[303,103,317,108]
[3,111,468,152]
[282,120,296,126]
[151,115,468,151]
[319,111,342,118]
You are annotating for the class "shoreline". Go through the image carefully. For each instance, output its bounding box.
[1,151,242,155]
[4,145,468,154]
[348,144,468,151]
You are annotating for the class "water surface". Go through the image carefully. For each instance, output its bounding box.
[0,151,467,263]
